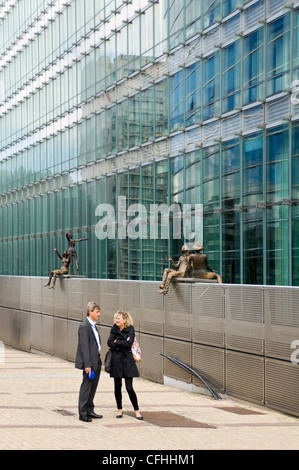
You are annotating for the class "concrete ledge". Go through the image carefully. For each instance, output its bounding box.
[172,277,218,283]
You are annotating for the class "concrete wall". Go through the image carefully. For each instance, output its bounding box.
[0,276,299,417]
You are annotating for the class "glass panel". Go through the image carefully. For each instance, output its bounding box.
[140,4,154,65]
[222,40,241,113]
[107,175,117,278]
[222,0,243,17]
[293,9,299,79]
[292,205,299,286]
[243,208,263,284]
[155,79,169,138]
[243,27,264,105]
[117,172,129,279]
[222,139,240,209]
[170,70,185,132]
[243,132,263,206]
[128,16,140,74]
[141,164,155,280]
[185,62,201,127]
[203,212,221,275]
[203,52,220,120]
[140,87,154,143]
[203,0,221,29]
[128,168,141,279]
[169,0,185,50]
[116,24,128,82]
[267,13,290,95]
[154,0,169,58]
[155,160,169,279]
[266,126,289,204]
[267,206,289,285]
[222,211,241,283]
[185,0,201,39]
[203,144,220,212]
[292,124,299,199]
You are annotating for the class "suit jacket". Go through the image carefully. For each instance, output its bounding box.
[75,317,102,372]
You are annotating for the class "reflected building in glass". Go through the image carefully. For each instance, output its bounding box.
[0,0,299,286]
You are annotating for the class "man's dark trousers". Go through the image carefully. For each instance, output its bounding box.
[78,356,102,418]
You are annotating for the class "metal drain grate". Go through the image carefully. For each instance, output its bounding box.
[217,406,264,415]
[125,411,216,428]
[53,409,75,417]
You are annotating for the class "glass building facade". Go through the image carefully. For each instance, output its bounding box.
[0,0,299,285]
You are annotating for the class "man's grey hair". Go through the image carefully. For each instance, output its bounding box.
[86,301,100,316]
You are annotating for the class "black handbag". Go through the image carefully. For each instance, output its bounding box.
[104,349,112,373]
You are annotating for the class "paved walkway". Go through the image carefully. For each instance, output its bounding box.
[0,345,298,452]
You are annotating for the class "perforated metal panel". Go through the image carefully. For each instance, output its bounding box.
[10,309,21,349]
[192,343,225,393]
[140,281,164,336]
[99,280,120,325]
[164,338,192,383]
[41,314,54,355]
[67,320,80,362]
[30,277,43,314]
[66,278,83,320]
[30,313,42,351]
[119,280,141,327]
[82,278,101,318]
[164,283,192,340]
[42,281,58,316]
[264,286,299,360]
[192,283,225,347]
[53,317,68,360]
[19,277,31,312]
[265,358,299,418]
[226,350,265,405]
[8,277,19,309]
[0,307,11,345]
[19,311,31,352]
[140,333,163,384]
[225,285,264,354]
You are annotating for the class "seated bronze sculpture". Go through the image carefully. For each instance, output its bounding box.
[158,245,191,295]
[44,249,70,289]
[189,241,222,283]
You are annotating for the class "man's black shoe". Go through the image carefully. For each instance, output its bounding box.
[79,415,92,422]
[88,412,103,419]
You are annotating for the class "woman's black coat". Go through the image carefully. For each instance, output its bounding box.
[107,324,139,378]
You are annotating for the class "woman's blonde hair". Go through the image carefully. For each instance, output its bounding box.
[114,310,133,327]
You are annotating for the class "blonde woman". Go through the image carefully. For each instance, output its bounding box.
[107,310,143,420]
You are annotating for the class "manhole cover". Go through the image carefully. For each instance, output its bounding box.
[125,411,216,428]
[54,409,75,416]
[218,406,264,415]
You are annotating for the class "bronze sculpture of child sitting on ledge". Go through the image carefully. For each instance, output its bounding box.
[44,248,70,289]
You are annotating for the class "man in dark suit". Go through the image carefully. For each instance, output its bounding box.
[75,301,103,422]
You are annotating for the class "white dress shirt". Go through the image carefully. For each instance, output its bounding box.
[87,317,101,352]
